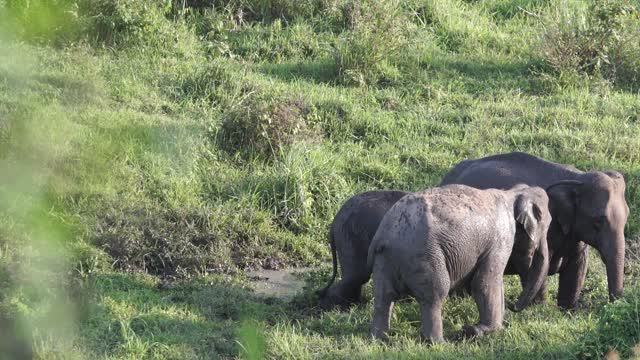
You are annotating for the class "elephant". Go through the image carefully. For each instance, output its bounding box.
[318,186,561,310]
[440,152,630,308]
[368,184,551,343]
[318,190,408,310]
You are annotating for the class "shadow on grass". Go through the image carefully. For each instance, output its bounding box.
[80,273,252,359]
[422,55,544,95]
[77,268,617,359]
[259,59,338,85]
[33,74,104,105]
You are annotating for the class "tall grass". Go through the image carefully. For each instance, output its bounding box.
[0,0,639,358]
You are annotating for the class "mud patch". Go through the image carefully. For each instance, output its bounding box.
[246,268,312,299]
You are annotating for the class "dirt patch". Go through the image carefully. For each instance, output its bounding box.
[246,268,313,299]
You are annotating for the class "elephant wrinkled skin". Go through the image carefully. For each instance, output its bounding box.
[368,184,551,343]
[441,152,629,308]
[318,190,408,309]
[319,152,630,311]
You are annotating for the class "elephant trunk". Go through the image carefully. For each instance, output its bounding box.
[602,234,625,302]
[513,238,549,312]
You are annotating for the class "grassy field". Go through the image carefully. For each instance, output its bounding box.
[1,0,640,358]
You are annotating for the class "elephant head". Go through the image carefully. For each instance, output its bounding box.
[511,186,551,311]
[547,171,629,302]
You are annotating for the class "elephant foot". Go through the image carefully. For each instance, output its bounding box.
[557,301,584,312]
[458,324,496,340]
[531,294,547,305]
[318,291,359,311]
[420,333,445,345]
[462,325,483,339]
[506,301,521,313]
[371,328,389,342]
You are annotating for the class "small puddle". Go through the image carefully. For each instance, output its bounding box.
[246,268,313,299]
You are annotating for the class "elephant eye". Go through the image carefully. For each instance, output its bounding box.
[592,216,606,231]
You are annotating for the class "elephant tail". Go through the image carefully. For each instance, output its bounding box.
[318,230,338,298]
[367,233,383,274]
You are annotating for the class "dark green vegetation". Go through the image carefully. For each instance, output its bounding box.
[0,0,639,358]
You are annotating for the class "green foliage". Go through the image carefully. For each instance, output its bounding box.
[541,0,640,89]
[180,0,328,23]
[79,0,201,56]
[334,0,412,86]
[228,19,331,62]
[238,320,266,360]
[217,93,321,160]
[1,0,640,358]
[1,0,81,44]
[578,286,640,359]
[91,199,313,275]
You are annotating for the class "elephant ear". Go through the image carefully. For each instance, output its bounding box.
[515,195,543,242]
[545,180,582,236]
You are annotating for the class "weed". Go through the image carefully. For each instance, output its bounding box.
[578,285,640,359]
[1,0,81,44]
[334,0,412,86]
[540,0,640,90]
[217,92,321,161]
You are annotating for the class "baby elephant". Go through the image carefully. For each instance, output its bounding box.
[368,184,551,343]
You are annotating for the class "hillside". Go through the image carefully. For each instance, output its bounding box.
[1,0,639,358]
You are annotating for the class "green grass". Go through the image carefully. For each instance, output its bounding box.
[1,0,640,358]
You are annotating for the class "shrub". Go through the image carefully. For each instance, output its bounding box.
[333,0,411,86]
[1,0,81,44]
[78,0,200,55]
[541,0,640,89]
[577,286,640,359]
[216,93,321,160]
[177,0,327,24]
[172,59,240,107]
[244,149,351,234]
[228,20,329,62]
[92,200,304,276]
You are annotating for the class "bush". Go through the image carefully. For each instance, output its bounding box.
[216,93,321,160]
[1,0,81,44]
[93,203,224,275]
[79,0,199,54]
[178,0,328,24]
[227,20,329,62]
[577,286,640,359]
[541,0,640,89]
[92,200,304,276]
[172,59,240,107]
[243,150,351,234]
[333,0,411,86]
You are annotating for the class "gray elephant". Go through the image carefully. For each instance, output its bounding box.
[441,152,629,308]
[318,190,408,309]
[368,184,551,343]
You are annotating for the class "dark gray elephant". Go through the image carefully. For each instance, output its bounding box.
[441,152,629,308]
[368,184,551,343]
[318,190,408,310]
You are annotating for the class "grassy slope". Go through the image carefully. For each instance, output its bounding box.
[0,0,639,358]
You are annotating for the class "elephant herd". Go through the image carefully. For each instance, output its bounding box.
[317,152,630,343]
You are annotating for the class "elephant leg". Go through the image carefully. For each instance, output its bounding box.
[419,300,445,343]
[519,273,547,305]
[336,240,371,305]
[371,257,397,341]
[330,274,369,306]
[464,263,505,338]
[410,260,449,343]
[501,282,507,321]
[557,245,588,309]
[449,279,471,298]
